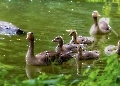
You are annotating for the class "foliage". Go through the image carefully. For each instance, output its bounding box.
[1,55,120,86]
[22,73,71,86]
[2,72,71,86]
[79,54,120,86]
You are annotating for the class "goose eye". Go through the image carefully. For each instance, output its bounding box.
[106,28,109,30]
[56,38,59,39]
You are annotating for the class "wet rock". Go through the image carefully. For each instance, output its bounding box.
[0,21,25,35]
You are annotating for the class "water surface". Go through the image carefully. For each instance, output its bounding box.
[0,0,120,85]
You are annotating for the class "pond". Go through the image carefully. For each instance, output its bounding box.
[0,0,120,85]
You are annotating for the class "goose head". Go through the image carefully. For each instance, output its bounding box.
[52,36,63,43]
[52,36,64,52]
[92,11,100,18]
[69,30,77,37]
[69,30,78,44]
[26,32,34,41]
[91,50,100,59]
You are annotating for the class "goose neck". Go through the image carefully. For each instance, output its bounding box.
[78,50,82,57]
[58,40,63,48]
[93,17,98,26]
[56,40,63,53]
[72,34,77,43]
[26,40,35,59]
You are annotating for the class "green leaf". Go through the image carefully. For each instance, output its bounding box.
[107,56,114,64]
[82,68,90,76]
[22,79,37,86]
[69,79,79,86]
[88,72,96,79]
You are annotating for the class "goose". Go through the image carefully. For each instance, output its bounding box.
[89,11,111,35]
[26,32,63,66]
[76,45,100,60]
[104,40,120,56]
[69,30,94,44]
[52,36,86,53]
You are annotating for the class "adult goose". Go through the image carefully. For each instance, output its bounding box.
[69,30,94,44]
[89,11,111,35]
[76,45,100,60]
[26,32,63,66]
[104,40,120,56]
[0,21,24,35]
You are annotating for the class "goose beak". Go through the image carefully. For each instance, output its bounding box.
[26,34,31,40]
[52,39,56,42]
[66,29,73,36]
[97,14,100,17]
[66,30,71,32]
[69,33,72,36]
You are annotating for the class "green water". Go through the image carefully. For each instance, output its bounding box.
[0,0,120,85]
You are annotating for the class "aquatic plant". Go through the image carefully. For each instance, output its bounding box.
[22,73,71,86]
[2,54,120,86]
[78,54,120,86]
[3,73,71,86]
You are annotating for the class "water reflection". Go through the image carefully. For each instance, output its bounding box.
[84,0,120,3]
[75,59,97,75]
[91,35,109,49]
[26,64,60,79]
